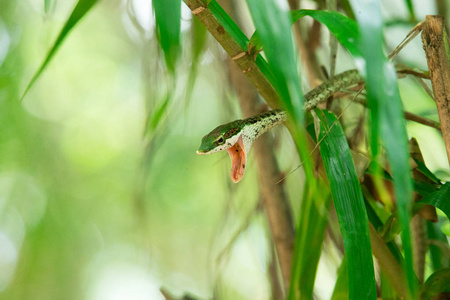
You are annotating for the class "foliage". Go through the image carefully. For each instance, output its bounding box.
[1,0,450,299]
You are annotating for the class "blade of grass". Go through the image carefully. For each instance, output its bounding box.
[314,109,376,299]
[153,0,181,73]
[349,0,416,297]
[21,0,99,101]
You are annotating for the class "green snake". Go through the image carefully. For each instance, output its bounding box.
[197,70,362,183]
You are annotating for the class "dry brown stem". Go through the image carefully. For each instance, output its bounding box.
[421,15,450,164]
[216,0,295,293]
[227,45,295,296]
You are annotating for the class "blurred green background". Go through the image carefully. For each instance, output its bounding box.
[0,0,449,299]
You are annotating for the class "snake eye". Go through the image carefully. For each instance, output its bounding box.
[217,137,224,144]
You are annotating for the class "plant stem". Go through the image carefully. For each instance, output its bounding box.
[221,0,295,292]
[183,0,280,108]
[421,15,450,164]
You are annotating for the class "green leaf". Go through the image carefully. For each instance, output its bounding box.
[416,182,450,220]
[420,268,450,299]
[246,0,304,125]
[44,0,52,14]
[413,158,441,184]
[404,0,416,22]
[364,198,404,263]
[290,10,361,58]
[290,183,331,299]
[206,1,277,91]
[349,0,416,296]
[153,0,181,72]
[250,9,361,64]
[427,222,449,271]
[145,94,171,137]
[331,259,349,300]
[185,16,207,108]
[381,272,397,299]
[21,0,100,100]
[314,109,376,299]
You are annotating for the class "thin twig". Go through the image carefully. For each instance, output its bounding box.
[388,21,424,61]
[348,96,441,130]
[414,76,435,100]
[396,65,430,79]
[327,0,338,78]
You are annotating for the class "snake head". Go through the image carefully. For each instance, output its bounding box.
[197,121,247,183]
[196,122,243,155]
[196,125,228,155]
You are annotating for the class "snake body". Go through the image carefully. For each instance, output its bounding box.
[197,70,362,182]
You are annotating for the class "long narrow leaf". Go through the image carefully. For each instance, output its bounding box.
[153,0,181,72]
[205,1,278,98]
[185,17,207,107]
[244,2,320,297]
[290,10,361,58]
[21,0,99,100]
[427,222,449,271]
[416,182,450,220]
[314,109,376,299]
[349,0,416,296]
[44,0,52,14]
[331,258,349,300]
[290,183,331,299]
[404,0,416,22]
[245,0,303,124]
[250,10,361,67]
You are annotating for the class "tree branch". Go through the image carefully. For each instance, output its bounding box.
[218,0,295,292]
[421,15,450,164]
[183,0,280,108]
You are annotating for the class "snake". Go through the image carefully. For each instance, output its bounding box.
[196,70,362,183]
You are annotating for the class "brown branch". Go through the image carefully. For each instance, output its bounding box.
[183,0,280,109]
[213,0,295,293]
[289,0,324,88]
[343,96,441,130]
[269,246,285,300]
[395,66,430,79]
[421,15,450,164]
[225,23,295,297]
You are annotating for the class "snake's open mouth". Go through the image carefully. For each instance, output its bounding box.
[226,135,247,183]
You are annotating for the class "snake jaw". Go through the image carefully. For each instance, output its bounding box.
[227,134,247,183]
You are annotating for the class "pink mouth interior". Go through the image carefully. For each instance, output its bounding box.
[226,135,247,183]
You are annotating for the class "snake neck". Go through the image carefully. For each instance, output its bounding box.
[241,108,287,152]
